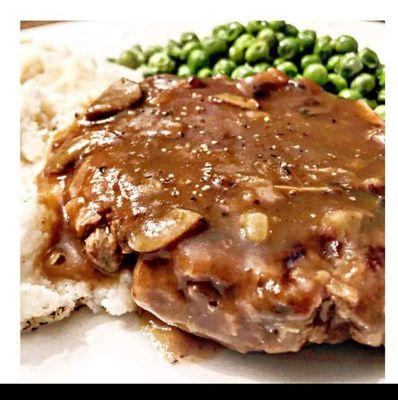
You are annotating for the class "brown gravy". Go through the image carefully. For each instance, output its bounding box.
[37,71,384,284]
[138,310,220,363]
[35,70,385,353]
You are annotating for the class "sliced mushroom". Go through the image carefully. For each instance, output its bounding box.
[239,68,289,98]
[128,209,204,252]
[85,226,122,275]
[65,198,104,237]
[213,93,259,110]
[46,136,90,173]
[67,157,94,198]
[86,78,142,121]
[240,211,269,243]
[46,129,121,173]
[74,203,102,237]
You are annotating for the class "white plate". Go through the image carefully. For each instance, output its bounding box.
[20,20,385,384]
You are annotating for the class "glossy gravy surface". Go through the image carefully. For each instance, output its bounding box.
[37,71,384,286]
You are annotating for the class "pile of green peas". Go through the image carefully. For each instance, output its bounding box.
[111,20,385,119]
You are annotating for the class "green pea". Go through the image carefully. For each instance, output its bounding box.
[268,20,286,32]
[180,32,199,44]
[297,30,316,52]
[295,74,304,81]
[231,64,255,79]
[273,57,285,67]
[202,37,228,57]
[257,28,278,49]
[324,73,348,94]
[351,73,376,95]
[368,99,378,109]
[181,41,202,60]
[133,49,146,65]
[197,67,212,78]
[130,44,143,53]
[224,21,246,42]
[276,32,285,42]
[334,35,358,54]
[361,98,378,109]
[253,62,271,73]
[167,40,183,60]
[359,48,380,70]
[187,49,209,73]
[177,64,192,78]
[229,45,246,63]
[303,63,328,86]
[125,46,145,65]
[277,37,300,60]
[213,24,229,41]
[246,20,268,35]
[213,58,237,76]
[276,61,298,78]
[301,54,321,70]
[138,65,158,77]
[326,55,342,72]
[330,38,337,50]
[245,41,271,63]
[374,105,385,120]
[335,52,363,79]
[284,24,299,37]
[148,52,176,73]
[376,65,385,87]
[314,35,334,61]
[378,88,385,103]
[338,88,363,100]
[234,33,256,50]
[144,45,163,60]
[118,50,141,69]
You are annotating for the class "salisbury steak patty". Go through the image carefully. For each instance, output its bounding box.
[39,70,384,353]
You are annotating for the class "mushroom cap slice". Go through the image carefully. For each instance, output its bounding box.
[45,129,120,173]
[128,209,204,252]
[86,78,142,121]
[214,93,259,110]
[85,227,122,275]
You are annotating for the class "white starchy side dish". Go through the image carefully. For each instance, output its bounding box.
[20,40,143,332]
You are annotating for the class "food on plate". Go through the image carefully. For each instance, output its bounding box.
[25,60,385,353]
[20,41,141,331]
[111,20,385,117]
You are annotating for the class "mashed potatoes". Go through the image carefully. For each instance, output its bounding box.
[20,40,142,331]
